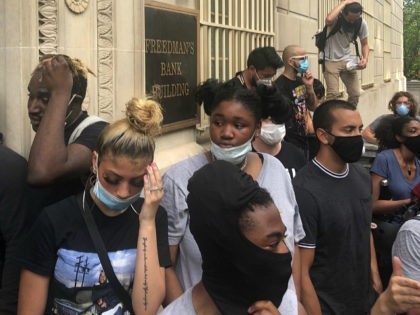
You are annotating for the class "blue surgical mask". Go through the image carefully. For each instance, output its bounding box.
[296,59,309,73]
[396,103,410,116]
[93,177,141,212]
[211,135,253,165]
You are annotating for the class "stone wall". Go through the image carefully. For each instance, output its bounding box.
[0,0,406,167]
[274,0,405,128]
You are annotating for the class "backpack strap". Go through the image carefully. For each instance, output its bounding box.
[350,18,363,59]
[69,115,107,144]
[326,15,343,40]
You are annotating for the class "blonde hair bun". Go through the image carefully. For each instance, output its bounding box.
[126,97,163,136]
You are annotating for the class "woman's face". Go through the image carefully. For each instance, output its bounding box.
[93,153,148,200]
[400,120,420,138]
[241,203,289,254]
[210,100,257,147]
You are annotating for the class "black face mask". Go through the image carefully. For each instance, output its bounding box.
[187,160,293,314]
[201,233,292,315]
[327,131,364,163]
[404,135,420,158]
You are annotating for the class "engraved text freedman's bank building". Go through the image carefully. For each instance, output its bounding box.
[0,0,406,170]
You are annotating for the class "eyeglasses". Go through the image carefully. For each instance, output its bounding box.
[290,55,308,62]
[256,71,275,81]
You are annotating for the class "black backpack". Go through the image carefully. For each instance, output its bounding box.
[315,14,362,64]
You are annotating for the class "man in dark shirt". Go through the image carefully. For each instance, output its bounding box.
[0,145,28,314]
[275,45,318,158]
[230,46,283,90]
[26,55,108,221]
[293,100,380,315]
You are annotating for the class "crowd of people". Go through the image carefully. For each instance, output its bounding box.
[1,1,420,315]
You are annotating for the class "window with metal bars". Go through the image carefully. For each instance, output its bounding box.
[199,0,275,82]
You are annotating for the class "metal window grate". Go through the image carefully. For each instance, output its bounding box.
[200,0,275,82]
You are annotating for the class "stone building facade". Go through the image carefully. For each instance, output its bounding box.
[0,0,405,170]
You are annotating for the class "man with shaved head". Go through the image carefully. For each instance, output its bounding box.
[275,45,318,159]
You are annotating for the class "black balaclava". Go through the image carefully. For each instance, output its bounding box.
[187,160,292,315]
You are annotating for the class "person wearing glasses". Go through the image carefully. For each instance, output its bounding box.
[229,46,284,90]
[275,45,318,159]
[362,91,419,146]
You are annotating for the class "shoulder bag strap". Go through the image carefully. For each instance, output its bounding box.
[69,115,107,144]
[79,195,134,314]
[353,19,363,59]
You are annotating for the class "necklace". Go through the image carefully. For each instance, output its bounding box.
[397,148,415,176]
[239,155,248,171]
[406,161,414,176]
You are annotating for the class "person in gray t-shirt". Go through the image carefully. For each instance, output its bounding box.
[362,91,419,145]
[392,216,420,282]
[391,217,420,314]
[323,1,369,106]
[161,79,305,315]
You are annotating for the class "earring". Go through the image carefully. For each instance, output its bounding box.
[89,174,96,187]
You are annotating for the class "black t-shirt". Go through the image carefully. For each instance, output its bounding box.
[26,113,108,224]
[274,141,306,179]
[275,75,309,152]
[228,71,248,89]
[252,142,306,179]
[17,192,171,315]
[0,145,28,313]
[293,160,374,315]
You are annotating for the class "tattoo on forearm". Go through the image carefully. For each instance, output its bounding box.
[142,237,149,310]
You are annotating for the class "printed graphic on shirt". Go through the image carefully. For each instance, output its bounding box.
[51,248,136,315]
[292,84,308,135]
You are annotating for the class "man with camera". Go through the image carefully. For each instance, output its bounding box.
[323,0,369,106]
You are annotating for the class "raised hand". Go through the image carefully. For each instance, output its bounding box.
[374,257,420,314]
[39,55,73,97]
[140,162,164,222]
[302,70,314,87]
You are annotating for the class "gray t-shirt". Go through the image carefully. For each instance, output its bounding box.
[161,152,305,315]
[159,287,195,315]
[160,286,286,315]
[324,18,369,61]
[392,216,420,281]
[368,114,391,131]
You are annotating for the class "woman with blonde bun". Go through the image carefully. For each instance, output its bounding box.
[17,98,171,315]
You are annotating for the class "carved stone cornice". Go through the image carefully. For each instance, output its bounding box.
[97,0,113,119]
[38,0,58,56]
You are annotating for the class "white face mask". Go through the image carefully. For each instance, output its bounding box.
[259,123,286,145]
[210,135,253,165]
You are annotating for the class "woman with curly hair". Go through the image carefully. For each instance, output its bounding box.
[362,91,419,144]
[371,115,420,287]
